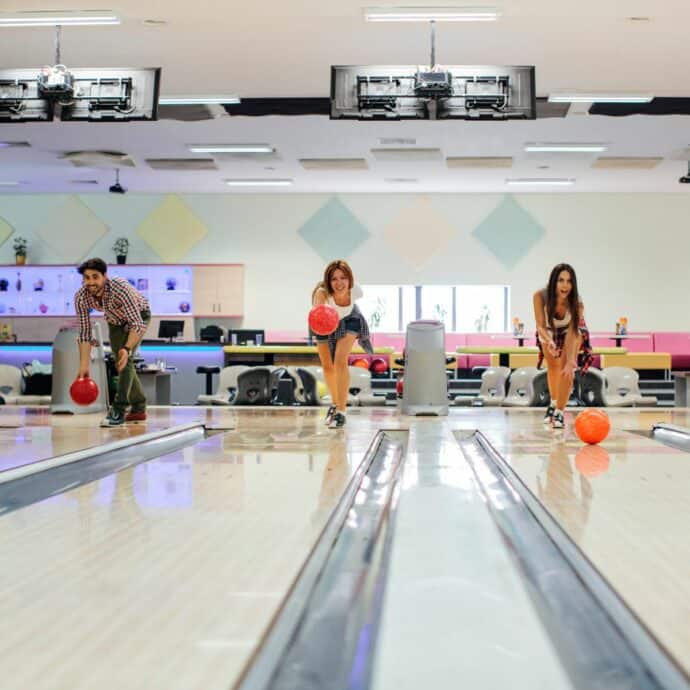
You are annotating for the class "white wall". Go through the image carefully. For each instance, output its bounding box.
[0,192,687,334]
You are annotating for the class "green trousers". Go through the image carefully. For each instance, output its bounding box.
[108,312,150,414]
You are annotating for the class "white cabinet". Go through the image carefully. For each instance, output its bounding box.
[192,265,244,316]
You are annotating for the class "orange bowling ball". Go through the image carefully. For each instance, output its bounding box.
[351,357,370,369]
[70,376,99,406]
[308,305,339,336]
[574,409,610,445]
[575,445,610,478]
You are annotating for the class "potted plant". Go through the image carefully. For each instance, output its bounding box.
[112,237,129,264]
[13,236,27,265]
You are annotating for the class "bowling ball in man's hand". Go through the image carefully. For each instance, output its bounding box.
[70,377,99,406]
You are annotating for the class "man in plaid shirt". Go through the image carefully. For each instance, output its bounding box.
[75,258,151,426]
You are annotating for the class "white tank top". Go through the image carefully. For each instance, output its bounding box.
[326,284,363,319]
[541,288,582,329]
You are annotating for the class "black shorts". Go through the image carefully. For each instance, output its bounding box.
[314,316,360,342]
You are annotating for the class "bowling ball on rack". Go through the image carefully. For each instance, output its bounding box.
[369,357,388,375]
[70,376,99,406]
[574,409,610,445]
[351,358,370,369]
[396,377,404,398]
[308,305,339,336]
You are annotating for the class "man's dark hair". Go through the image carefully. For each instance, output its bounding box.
[77,258,108,276]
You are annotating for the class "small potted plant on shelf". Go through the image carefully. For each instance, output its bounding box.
[13,236,28,265]
[112,237,129,264]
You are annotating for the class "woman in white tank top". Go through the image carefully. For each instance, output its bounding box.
[311,259,372,429]
[533,263,593,429]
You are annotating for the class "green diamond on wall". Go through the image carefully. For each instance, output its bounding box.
[472,195,545,268]
[297,197,370,261]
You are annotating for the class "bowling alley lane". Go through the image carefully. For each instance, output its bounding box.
[473,407,690,678]
[0,406,234,474]
[0,408,383,690]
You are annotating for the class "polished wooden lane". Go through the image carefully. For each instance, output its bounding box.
[0,407,688,688]
[476,407,690,678]
[0,406,235,473]
[0,408,393,690]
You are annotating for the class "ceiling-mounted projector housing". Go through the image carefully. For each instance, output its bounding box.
[0,67,161,122]
[331,65,536,120]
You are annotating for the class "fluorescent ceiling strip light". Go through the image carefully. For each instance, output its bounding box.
[524,143,607,153]
[548,92,654,104]
[506,178,575,186]
[159,95,241,105]
[0,11,120,27]
[364,6,500,21]
[189,144,273,154]
[0,181,21,186]
[225,179,293,187]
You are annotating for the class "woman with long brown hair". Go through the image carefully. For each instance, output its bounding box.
[312,260,372,428]
[533,263,593,429]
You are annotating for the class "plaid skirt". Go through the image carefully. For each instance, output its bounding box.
[312,303,373,359]
[536,321,593,372]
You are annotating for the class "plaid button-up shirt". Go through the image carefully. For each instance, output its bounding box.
[75,277,150,344]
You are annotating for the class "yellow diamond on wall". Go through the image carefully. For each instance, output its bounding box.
[136,195,208,262]
[383,196,458,270]
[0,216,14,247]
[36,196,108,260]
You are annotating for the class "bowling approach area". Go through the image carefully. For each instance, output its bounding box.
[1,404,688,690]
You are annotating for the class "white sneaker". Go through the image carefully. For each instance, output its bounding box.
[552,410,565,429]
[325,405,336,425]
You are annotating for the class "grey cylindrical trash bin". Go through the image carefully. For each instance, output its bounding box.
[51,322,109,414]
[401,319,448,416]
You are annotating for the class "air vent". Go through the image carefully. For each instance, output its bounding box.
[378,137,416,146]
[446,157,513,168]
[592,157,662,169]
[146,158,217,170]
[61,150,135,168]
[371,148,441,162]
[299,158,368,170]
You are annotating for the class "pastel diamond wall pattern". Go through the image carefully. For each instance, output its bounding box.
[472,195,545,269]
[297,197,370,261]
[383,196,458,271]
[36,196,109,261]
[136,195,209,263]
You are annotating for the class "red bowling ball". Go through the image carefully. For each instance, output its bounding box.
[396,377,404,398]
[308,305,339,336]
[70,376,99,406]
[369,357,388,375]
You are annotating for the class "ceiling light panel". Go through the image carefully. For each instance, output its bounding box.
[159,95,241,105]
[0,10,120,27]
[188,144,274,154]
[548,92,654,104]
[506,178,575,186]
[524,143,607,153]
[364,7,500,22]
[225,179,293,187]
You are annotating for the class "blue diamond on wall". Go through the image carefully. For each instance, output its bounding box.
[297,197,370,261]
[472,195,545,268]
